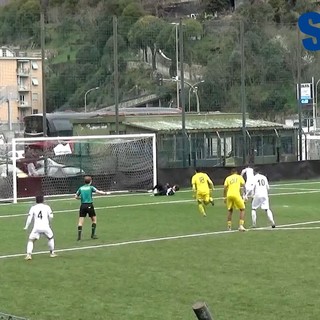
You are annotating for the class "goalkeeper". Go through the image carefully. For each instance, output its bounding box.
[152,183,179,196]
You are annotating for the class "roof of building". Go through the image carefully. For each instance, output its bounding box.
[124,117,293,132]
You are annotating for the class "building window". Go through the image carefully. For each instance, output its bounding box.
[32,93,38,101]
[32,78,39,86]
[263,136,276,156]
[31,61,38,70]
[281,136,293,154]
[2,49,6,57]
[32,109,38,114]
[205,134,218,158]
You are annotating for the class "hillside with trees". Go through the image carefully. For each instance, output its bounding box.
[0,0,319,119]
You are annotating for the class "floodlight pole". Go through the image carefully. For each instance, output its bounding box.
[40,0,48,137]
[240,20,247,165]
[175,24,179,109]
[179,19,187,167]
[297,28,303,161]
[113,16,119,134]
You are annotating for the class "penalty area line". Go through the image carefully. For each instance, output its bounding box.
[1,219,320,260]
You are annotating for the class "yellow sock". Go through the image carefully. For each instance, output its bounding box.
[198,203,206,216]
[239,219,244,226]
[227,220,232,228]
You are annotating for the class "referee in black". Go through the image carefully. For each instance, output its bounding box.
[75,176,108,241]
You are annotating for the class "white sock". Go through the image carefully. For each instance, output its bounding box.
[266,209,275,225]
[48,238,55,253]
[27,240,34,255]
[251,210,257,226]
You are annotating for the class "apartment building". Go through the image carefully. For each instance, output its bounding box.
[0,46,43,129]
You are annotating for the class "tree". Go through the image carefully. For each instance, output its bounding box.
[128,15,165,70]
[183,19,204,79]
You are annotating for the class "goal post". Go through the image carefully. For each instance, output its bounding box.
[9,133,157,203]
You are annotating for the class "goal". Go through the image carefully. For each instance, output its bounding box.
[6,134,156,203]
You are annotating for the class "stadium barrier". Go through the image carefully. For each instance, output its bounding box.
[158,160,320,188]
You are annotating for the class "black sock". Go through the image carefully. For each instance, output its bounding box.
[91,223,96,237]
[77,226,82,240]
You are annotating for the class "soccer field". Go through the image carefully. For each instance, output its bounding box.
[1,180,320,320]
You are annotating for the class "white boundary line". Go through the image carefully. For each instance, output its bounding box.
[1,219,320,260]
[1,189,320,220]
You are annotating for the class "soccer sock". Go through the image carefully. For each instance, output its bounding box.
[198,203,206,216]
[266,209,275,225]
[251,210,257,226]
[239,219,245,226]
[77,226,82,240]
[227,220,232,229]
[91,223,96,236]
[48,238,55,253]
[27,240,33,255]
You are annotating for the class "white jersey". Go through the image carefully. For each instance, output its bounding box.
[241,167,255,184]
[26,203,53,230]
[253,174,269,198]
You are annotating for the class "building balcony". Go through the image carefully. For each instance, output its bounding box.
[16,68,30,76]
[18,101,31,108]
[18,86,30,92]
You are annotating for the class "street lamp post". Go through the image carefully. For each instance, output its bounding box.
[171,23,180,108]
[163,78,204,112]
[84,87,100,113]
[187,80,204,113]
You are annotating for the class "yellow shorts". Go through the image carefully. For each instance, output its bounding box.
[226,195,245,210]
[196,191,211,204]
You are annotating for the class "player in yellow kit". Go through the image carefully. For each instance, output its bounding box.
[223,168,246,231]
[191,168,214,217]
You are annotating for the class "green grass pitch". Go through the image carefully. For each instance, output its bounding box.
[1,180,320,320]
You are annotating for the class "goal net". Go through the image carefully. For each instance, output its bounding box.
[4,134,156,203]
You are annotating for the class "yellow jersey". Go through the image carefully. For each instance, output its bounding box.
[224,173,245,198]
[191,172,214,193]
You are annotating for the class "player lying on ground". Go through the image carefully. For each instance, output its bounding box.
[152,183,179,196]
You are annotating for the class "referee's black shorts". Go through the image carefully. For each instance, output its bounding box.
[79,203,96,218]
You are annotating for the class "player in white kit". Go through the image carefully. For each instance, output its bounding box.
[251,172,275,228]
[241,166,255,200]
[23,195,57,260]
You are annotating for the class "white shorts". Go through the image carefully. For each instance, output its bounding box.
[29,227,54,240]
[252,196,269,210]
